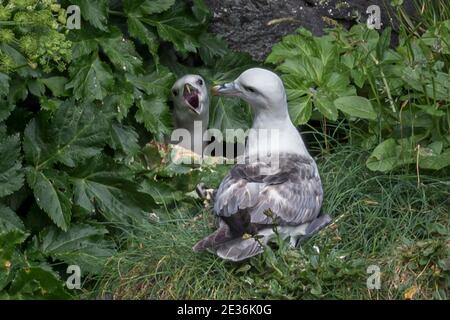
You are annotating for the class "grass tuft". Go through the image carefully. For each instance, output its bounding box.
[90,145,449,299]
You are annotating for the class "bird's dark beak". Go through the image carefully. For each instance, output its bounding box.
[211,82,239,96]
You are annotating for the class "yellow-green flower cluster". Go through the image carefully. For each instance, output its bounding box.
[0,0,71,73]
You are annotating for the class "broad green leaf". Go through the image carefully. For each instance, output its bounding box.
[0,205,24,232]
[283,74,310,100]
[71,159,155,224]
[39,77,68,97]
[0,229,27,291]
[377,27,391,60]
[23,118,51,166]
[23,100,110,168]
[416,104,446,117]
[142,5,201,53]
[266,33,313,65]
[0,73,9,96]
[125,68,174,97]
[198,33,228,66]
[124,0,176,15]
[314,92,338,121]
[0,97,14,122]
[110,123,140,155]
[140,179,183,205]
[209,97,251,139]
[192,0,210,23]
[73,0,108,31]
[334,96,377,120]
[27,79,45,97]
[136,96,172,139]
[103,91,135,121]
[205,52,257,83]
[100,34,143,73]
[27,169,72,231]
[39,224,115,274]
[127,16,159,63]
[8,265,71,299]
[420,148,450,170]
[49,101,109,167]
[66,56,114,102]
[366,138,398,172]
[0,44,34,78]
[0,133,24,197]
[142,0,176,14]
[289,97,312,125]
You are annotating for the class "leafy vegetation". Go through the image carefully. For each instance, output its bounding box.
[93,145,450,299]
[266,22,450,172]
[0,0,449,299]
[0,0,251,298]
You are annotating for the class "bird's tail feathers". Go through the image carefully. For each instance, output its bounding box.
[216,238,264,262]
[192,223,236,253]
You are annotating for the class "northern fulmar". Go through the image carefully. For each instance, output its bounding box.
[170,74,209,154]
[193,68,331,262]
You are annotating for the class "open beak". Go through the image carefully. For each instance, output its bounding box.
[183,83,201,114]
[211,82,240,96]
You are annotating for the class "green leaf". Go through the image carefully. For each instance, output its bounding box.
[0,229,28,291]
[125,68,174,97]
[39,77,68,97]
[124,0,176,15]
[73,0,108,31]
[23,118,51,166]
[71,159,155,224]
[314,91,338,121]
[66,56,114,102]
[366,138,398,172]
[136,96,172,139]
[127,16,159,63]
[39,224,115,274]
[201,52,256,84]
[100,33,143,73]
[0,205,24,233]
[27,79,45,97]
[142,5,201,53]
[140,179,183,205]
[415,104,446,117]
[8,265,71,299]
[198,33,228,66]
[192,0,210,23]
[420,148,450,170]
[334,96,377,120]
[0,133,24,197]
[110,122,140,155]
[0,73,9,96]
[27,168,72,231]
[210,97,252,137]
[289,97,312,125]
[23,100,110,168]
[0,97,14,122]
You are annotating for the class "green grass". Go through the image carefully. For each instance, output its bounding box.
[88,145,450,300]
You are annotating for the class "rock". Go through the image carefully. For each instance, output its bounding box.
[205,0,417,61]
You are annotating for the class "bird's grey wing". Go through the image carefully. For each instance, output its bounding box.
[213,153,323,227]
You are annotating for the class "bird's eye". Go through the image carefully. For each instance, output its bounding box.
[197,79,203,86]
[172,89,178,96]
[244,85,256,93]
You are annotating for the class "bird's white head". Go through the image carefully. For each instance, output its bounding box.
[212,68,287,115]
[171,74,209,116]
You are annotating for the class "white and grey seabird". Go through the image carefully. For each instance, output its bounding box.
[170,75,209,154]
[193,68,331,262]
